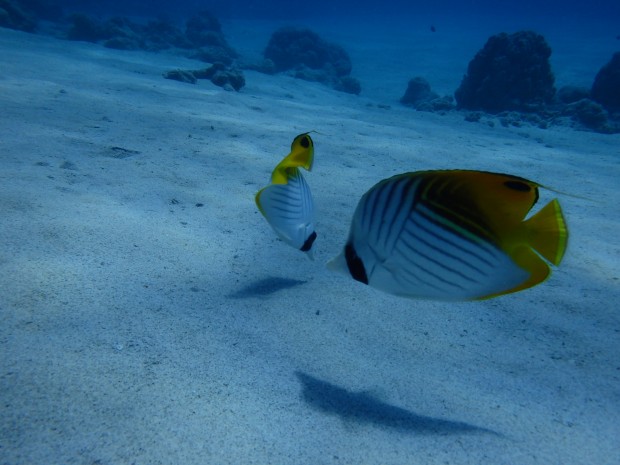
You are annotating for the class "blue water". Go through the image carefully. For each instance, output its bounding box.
[2,1,620,464]
[58,0,620,22]
[52,0,620,97]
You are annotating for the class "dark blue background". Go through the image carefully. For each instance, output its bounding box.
[56,0,620,22]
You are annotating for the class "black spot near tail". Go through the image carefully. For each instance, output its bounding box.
[345,243,368,284]
[301,231,317,252]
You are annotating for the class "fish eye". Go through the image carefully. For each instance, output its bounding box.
[504,180,531,192]
[299,135,310,148]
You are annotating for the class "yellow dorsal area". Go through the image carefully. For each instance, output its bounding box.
[451,170,540,226]
[414,170,568,299]
[459,171,568,263]
[416,169,542,244]
[270,133,314,184]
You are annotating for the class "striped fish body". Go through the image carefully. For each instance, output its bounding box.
[256,167,316,254]
[255,133,317,256]
[329,170,568,301]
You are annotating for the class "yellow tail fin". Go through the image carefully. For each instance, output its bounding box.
[524,199,568,265]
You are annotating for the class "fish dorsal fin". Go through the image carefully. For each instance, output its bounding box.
[271,133,314,184]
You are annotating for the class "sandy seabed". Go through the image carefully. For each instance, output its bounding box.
[1,19,619,465]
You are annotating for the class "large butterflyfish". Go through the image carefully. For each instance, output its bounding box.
[328,170,568,300]
[255,133,317,257]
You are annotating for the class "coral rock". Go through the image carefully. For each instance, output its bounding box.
[455,30,555,113]
[163,69,197,84]
[262,27,359,94]
[556,85,590,104]
[591,52,620,112]
[400,77,439,108]
[264,27,352,75]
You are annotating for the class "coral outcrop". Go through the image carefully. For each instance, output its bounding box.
[164,64,245,91]
[591,52,620,113]
[0,0,36,31]
[262,27,361,94]
[399,77,454,112]
[66,10,237,65]
[400,77,438,107]
[455,31,555,112]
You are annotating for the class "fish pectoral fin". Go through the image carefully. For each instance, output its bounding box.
[524,199,568,266]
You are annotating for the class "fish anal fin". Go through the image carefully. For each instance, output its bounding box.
[524,199,568,266]
[255,188,266,215]
[478,247,550,300]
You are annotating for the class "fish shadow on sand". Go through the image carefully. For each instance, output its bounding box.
[228,276,307,298]
[295,371,500,436]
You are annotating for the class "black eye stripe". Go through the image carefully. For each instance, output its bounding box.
[300,136,310,148]
[504,180,531,192]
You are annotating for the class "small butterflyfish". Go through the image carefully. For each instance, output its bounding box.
[328,170,568,300]
[255,133,317,257]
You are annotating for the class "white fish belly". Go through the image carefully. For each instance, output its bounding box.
[258,170,314,248]
[355,199,528,300]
